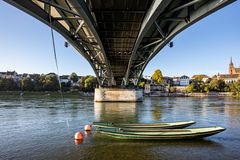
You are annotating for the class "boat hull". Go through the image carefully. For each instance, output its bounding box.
[93,121,196,129]
[97,127,225,140]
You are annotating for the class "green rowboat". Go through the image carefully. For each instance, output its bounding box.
[92,121,196,129]
[97,127,226,140]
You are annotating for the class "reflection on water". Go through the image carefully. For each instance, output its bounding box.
[94,102,137,122]
[0,95,240,160]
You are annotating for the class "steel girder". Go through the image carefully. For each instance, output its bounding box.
[4,0,114,86]
[125,0,236,85]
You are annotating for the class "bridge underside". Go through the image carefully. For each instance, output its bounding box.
[4,0,236,87]
[90,0,153,85]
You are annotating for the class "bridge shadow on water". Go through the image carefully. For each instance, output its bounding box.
[94,102,138,123]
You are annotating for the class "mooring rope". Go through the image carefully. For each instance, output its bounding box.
[48,4,69,128]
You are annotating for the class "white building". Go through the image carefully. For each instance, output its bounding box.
[60,75,70,84]
[179,75,190,86]
[213,74,239,83]
[0,71,20,82]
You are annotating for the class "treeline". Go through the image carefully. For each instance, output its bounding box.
[186,77,240,96]
[0,73,98,92]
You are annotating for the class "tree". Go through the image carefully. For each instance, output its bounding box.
[208,79,226,92]
[70,72,78,83]
[193,75,203,81]
[79,76,89,91]
[138,81,145,88]
[217,79,226,92]
[33,75,43,91]
[42,74,59,91]
[84,76,97,92]
[209,79,218,91]
[186,84,194,93]
[169,87,176,93]
[231,80,240,97]
[205,78,212,84]
[21,77,34,91]
[152,69,163,84]
[193,80,205,92]
[79,76,98,92]
[0,78,18,91]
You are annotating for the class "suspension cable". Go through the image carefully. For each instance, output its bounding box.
[48,3,69,128]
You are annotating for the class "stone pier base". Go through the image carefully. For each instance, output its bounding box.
[94,88,143,102]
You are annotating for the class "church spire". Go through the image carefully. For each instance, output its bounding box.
[230,57,233,65]
[229,57,234,75]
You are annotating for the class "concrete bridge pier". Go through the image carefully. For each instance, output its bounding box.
[94,88,143,102]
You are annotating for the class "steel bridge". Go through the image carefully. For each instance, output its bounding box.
[4,0,236,86]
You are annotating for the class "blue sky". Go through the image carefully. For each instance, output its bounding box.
[0,1,239,78]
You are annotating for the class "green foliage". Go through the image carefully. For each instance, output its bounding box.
[21,77,34,91]
[231,80,240,97]
[84,76,97,91]
[209,79,226,92]
[186,84,194,93]
[79,76,98,92]
[138,81,145,88]
[43,74,59,91]
[187,78,228,93]
[193,75,203,81]
[204,85,210,93]
[0,73,98,92]
[192,80,205,92]
[169,87,176,93]
[70,72,78,83]
[0,78,19,91]
[152,69,163,84]
[205,78,212,84]
[209,79,218,91]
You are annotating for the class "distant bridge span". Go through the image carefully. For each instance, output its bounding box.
[4,0,236,86]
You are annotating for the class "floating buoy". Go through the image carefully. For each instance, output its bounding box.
[74,139,83,145]
[74,132,84,140]
[84,125,92,131]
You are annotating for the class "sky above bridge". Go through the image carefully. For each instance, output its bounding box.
[0,1,239,78]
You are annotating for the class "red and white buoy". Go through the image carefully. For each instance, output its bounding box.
[84,124,92,131]
[74,132,84,140]
[74,139,83,145]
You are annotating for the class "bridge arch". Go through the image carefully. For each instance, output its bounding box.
[4,0,236,87]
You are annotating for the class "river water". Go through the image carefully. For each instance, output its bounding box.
[0,94,240,160]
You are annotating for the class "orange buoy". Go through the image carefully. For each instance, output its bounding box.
[74,132,84,140]
[74,139,83,145]
[84,125,92,131]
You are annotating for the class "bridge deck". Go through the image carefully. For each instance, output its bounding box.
[90,0,153,85]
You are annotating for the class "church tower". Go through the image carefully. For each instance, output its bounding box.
[229,57,235,75]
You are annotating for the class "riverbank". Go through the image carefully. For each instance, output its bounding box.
[0,91,94,97]
[147,92,233,97]
[0,91,235,98]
